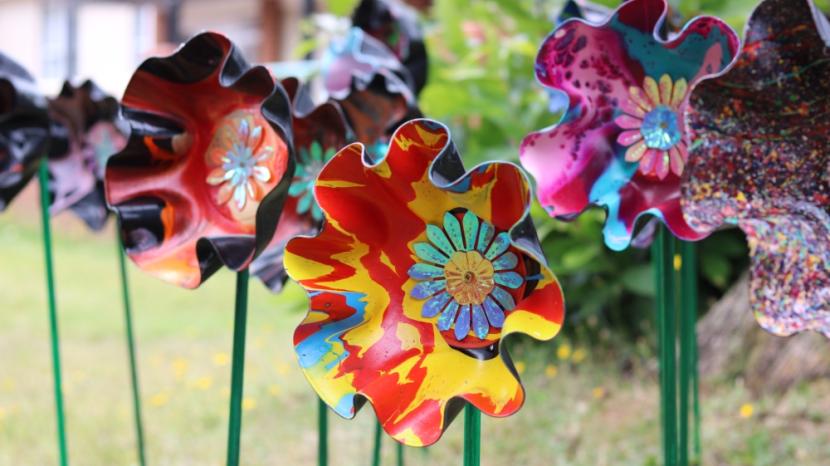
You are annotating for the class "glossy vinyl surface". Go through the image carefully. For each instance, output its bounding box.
[105,32,295,289]
[285,119,564,447]
[682,0,830,337]
[47,80,126,230]
[352,0,428,95]
[250,78,349,292]
[0,53,50,211]
[519,0,739,250]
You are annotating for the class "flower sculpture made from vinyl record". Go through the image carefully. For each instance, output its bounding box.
[250,77,348,292]
[105,32,294,288]
[681,0,830,337]
[0,53,50,211]
[519,0,739,250]
[47,80,126,230]
[284,119,565,447]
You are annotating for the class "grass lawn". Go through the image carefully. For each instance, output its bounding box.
[2,185,830,465]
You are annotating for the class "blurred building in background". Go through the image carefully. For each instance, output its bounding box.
[0,0,310,95]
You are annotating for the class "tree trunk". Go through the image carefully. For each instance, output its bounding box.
[698,272,830,393]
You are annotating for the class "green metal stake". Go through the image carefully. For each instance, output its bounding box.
[372,421,382,466]
[318,398,328,466]
[679,241,700,465]
[38,162,69,466]
[396,442,404,466]
[653,227,677,466]
[115,229,147,466]
[226,270,249,466]
[463,405,481,466]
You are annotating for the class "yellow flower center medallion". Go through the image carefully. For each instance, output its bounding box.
[444,250,495,305]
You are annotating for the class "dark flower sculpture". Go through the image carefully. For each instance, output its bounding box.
[285,119,564,447]
[250,78,348,292]
[681,0,830,336]
[0,53,50,211]
[352,0,428,95]
[105,32,294,288]
[519,0,739,250]
[47,80,126,230]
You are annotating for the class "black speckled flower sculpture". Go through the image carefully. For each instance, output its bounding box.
[105,32,295,288]
[0,53,50,211]
[682,0,830,336]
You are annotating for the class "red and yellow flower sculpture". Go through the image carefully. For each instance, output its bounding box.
[285,119,564,446]
[105,32,294,288]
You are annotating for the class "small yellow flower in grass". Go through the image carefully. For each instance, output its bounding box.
[242,397,256,411]
[149,392,170,407]
[545,365,558,379]
[0,406,6,421]
[172,358,189,379]
[213,352,230,366]
[592,387,606,399]
[514,361,526,374]
[572,348,587,364]
[673,254,682,271]
[192,376,213,391]
[275,361,290,376]
[739,403,754,418]
[557,343,572,361]
[268,384,281,397]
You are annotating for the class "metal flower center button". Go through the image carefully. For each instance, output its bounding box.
[444,250,495,305]
[641,105,681,151]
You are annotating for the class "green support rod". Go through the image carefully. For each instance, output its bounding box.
[653,227,677,466]
[226,270,250,466]
[396,442,404,466]
[679,241,700,465]
[318,398,328,466]
[115,229,147,466]
[463,405,481,466]
[371,421,382,466]
[38,162,69,466]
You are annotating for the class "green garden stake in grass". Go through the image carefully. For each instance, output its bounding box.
[653,227,678,466]
[318,398,328,466]
[396,441,404,466]
[115,229,147,466]
[463,405,481,466]
[372,421,383,466]
[679,240,699,465]
[38,162,70,466]
[226,270,250,466]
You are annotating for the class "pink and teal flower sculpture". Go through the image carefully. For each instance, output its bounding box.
[681,0,830,336]
[519,0,739,250]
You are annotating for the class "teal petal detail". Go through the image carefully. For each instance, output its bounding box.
[443,212,465,251]
[454,305,471,340]
[426,224,456,257]
[299,146,311,165]
[413,242,449,265]
[492,252,518,271]
[422,292,451,318]
[462,211,480,251]
[482,297,505,328]
[311,203,323,222]
[408,263,445,281]
[494,271,523,289]
[485,232,511,260]
[491,286,516,311]
[437,301,460,331]
[297,191,314,214]
[476,222,494,254]
[310,140,323,161]
[471,304,489,339]
[411,279,446,299]
[289,180,308,197]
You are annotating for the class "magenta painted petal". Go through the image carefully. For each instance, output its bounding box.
[638,148,658,174]
[618,130,643,147]
[625,140,647,162]
[614,114,643,130]
[668,146,684,177]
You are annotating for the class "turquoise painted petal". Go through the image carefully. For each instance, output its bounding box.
[292,161,306,177]
[492,252,518,271]
[454,305,471,340]
[413,242,449,265]
[437,301,460,331]
[297,191,314,214]
[476,222,494,254]
[471,304,489,339]
[323,147,336,162]
[494,271,523,289]
[311,203,323,222]
[426,224,456,257]
[482,296,505,328]
[289,178,309,196]
[443,212,465,251]
[485,232,511,260]
[408,263,445,280]
[491,286,516,311]
[422,292,451,318]
[299,146,310,164]
[411,279,446,299]
[310,140,323,161]
[462,211,480,251]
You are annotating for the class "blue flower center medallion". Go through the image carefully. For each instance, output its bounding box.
[640,105,681,151]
